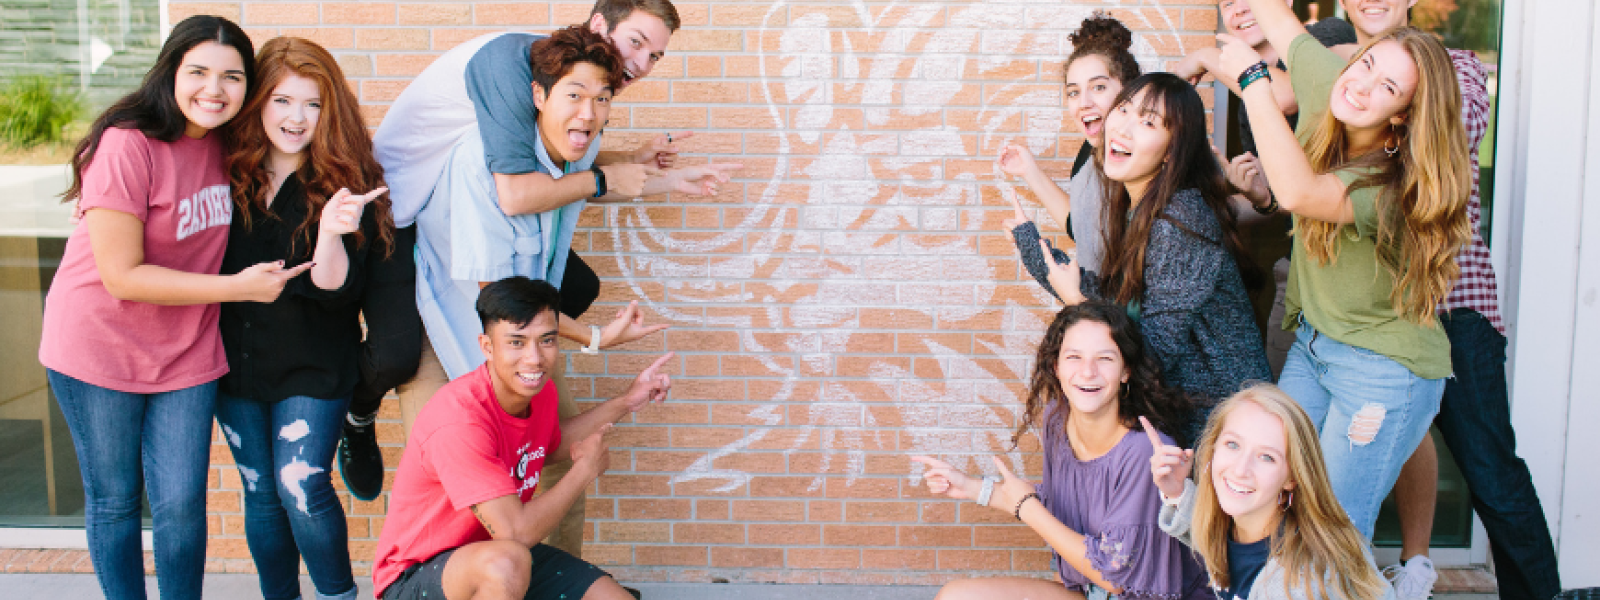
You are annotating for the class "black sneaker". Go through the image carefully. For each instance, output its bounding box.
[338,418,385,502]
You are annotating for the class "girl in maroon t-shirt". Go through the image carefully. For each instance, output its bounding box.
[40,15,306,600]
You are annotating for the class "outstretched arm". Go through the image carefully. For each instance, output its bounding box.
[554,352,674,462]
[1244,0,1311,65]
[913,456,1125,593]
[1218,34,1356,224]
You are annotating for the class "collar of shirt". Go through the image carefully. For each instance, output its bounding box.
[531,124,573,178]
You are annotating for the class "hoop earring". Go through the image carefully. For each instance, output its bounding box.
[1384,123,1401,157]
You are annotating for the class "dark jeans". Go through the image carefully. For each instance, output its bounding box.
[1435,308,1560,600]
[46,370,214,600]
[349,224,423,418]
[216,394,358,600]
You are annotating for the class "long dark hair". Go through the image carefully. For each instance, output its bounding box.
[1097,73,1261,305]
[228,37,393,259]
[63,15,254,202]
[1012,302,1196,449]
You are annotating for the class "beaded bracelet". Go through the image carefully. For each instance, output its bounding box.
[1238,61,1271,92]
[1013,492,1042,521]
[1252,191,1280,215]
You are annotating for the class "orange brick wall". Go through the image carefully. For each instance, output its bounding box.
[179,0,1220,585]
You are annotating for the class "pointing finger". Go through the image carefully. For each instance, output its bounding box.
[646,352,676,374]
[1139,416,1164,450]
[991,456,1017,481]
[280,261,316,278]
[909,455,952,471]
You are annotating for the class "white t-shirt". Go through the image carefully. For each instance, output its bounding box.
[372,33,508,227]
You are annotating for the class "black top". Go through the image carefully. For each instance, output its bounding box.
[220,175,385,402]
[1236,17,1358,156]
[1221,535,1272,600]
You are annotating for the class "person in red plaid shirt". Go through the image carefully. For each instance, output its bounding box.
[1316,2,1560,599]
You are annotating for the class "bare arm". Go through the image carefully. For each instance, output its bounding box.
[1246,0,1311,62]
[915,456,1123,593]
[997,144,1070,228]
[1181,48,1300,115]
[1236,75,1355,223]
[553,352,673,462]
[469,426,611,547]
[86,208,311,304]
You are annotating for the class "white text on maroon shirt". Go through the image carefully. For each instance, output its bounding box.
[176,184,233,241]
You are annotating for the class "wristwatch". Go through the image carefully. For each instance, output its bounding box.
[590,166,607,198]
[977,475,1000,507]
[581,325,602,355]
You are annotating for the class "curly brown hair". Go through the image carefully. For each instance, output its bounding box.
[530,25,626,96]
[1011,302,1199,450]
[1064,12,1142,86]
[227,36,394,259]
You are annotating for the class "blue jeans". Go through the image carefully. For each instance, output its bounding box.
[1434,309,1560,600]
[1277,322,1445,539]
[46,370,214,600]
[215,393,358,600]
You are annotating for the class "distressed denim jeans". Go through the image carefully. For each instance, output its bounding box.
[1277,322,1445,539]
[47,370,214,600]
[215,393,358,600]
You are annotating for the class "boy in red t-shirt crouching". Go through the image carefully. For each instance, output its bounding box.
[372,276,673,600]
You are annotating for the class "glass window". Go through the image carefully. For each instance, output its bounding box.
[1,0,165,529]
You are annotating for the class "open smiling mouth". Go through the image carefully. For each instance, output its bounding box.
[568,128,594,149]
[516,371,544,387]
[1108,140,1132,158]
[1224,479,1256,496]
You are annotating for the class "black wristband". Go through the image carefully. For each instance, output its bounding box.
[590,166,607,198]
[1238,61,1271,92]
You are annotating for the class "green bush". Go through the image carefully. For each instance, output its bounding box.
[0,76,84,148]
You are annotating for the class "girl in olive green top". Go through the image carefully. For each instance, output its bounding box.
[1207,0,1472,540]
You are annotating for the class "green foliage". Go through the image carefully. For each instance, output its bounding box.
[0,76,85,148]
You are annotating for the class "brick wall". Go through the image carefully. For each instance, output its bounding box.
[177,0,1219,585]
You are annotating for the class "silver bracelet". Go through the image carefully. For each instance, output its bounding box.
[581,324,602,355]
[977,475,999,507]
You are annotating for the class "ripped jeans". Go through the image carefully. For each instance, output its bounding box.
[216,394,358,600]
[1277,322,1445,539]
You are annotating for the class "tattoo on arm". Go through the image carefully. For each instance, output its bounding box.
[470,505,496,536]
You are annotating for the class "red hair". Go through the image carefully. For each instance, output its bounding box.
[228,37,394,258]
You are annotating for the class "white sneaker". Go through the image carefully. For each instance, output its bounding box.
[1382,555,1439,600]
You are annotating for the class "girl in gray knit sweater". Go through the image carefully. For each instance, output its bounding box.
[1146,384,1394,600]
[1014,73,1270,442]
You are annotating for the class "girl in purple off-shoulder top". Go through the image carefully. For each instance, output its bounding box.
[915,302,1213,600]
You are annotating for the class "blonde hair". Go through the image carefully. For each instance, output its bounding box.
[1295,26,1471,325]
[1189,384,1388,600]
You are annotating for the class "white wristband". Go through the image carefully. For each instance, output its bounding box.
[581,324,602,355]
[977,476,999,507]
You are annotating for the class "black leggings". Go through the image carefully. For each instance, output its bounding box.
[348,244,601,418]
[349,225,423,418]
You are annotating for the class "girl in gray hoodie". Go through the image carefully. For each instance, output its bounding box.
[1145,384,1395,600]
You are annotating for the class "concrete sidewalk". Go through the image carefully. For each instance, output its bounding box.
[0,574,1502,599]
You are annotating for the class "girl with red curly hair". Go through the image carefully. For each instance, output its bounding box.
[217,35,395,600]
